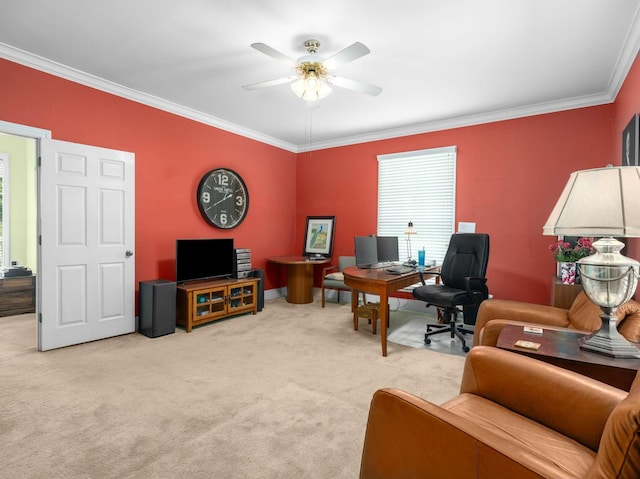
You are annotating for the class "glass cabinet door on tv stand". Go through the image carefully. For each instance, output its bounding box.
[176,277,258,332]
[194,285,227,320]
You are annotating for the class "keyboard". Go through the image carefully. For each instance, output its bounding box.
[385,265,416,275]
[357,262,392,269]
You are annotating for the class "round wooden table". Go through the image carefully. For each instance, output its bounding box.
[268,256,330,304]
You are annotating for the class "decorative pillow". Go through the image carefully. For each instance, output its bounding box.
[325,272,344,281]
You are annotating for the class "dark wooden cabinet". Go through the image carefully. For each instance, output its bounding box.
[0,275,36,316]
[550,275,583,310]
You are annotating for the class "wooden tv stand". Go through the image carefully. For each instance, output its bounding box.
[176,277,258,332]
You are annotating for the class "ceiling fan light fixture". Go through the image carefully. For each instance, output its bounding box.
[290,72,332,102]
[245,39,380,101]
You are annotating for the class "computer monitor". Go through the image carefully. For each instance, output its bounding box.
[376,236,399,263]
[354,236,378,268]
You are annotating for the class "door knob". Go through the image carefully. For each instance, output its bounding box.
[125,250,134,257]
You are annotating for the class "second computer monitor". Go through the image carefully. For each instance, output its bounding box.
[354,236,378,268]
[376,236,399,263]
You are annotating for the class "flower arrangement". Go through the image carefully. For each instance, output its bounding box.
[548,237,594,263]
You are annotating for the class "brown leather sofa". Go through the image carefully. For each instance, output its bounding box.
[360,346,640,479]
[473,291,640,348]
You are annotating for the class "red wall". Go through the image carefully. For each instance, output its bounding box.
[2,49,639,307]
[0,59,297,299]
[613,53,640,264]
[297,107,614,304]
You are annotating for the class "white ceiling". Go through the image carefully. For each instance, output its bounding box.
[1,0,640,152]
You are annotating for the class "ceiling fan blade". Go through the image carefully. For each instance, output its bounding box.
[322,42,370,71]
[250,43,298,68]
[242,76,295,91]
[329,76,382,96]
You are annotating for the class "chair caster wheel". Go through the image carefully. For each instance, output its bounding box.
[462,346,470,353]
[425,338,431,345]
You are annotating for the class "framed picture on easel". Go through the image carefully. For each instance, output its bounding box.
[303,216,335,258]
[622,114,638,166]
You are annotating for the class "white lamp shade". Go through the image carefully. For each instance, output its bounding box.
[543,166,640,237]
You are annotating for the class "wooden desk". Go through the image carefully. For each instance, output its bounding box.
[343,265,440,357]
[497,324,640,391]
[268,256,330,304]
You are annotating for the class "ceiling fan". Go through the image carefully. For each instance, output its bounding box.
[242,39,382,103]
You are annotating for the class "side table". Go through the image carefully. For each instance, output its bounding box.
[268,256,331,304]
[497,324,640,391]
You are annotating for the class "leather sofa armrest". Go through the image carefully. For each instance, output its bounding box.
[360,387,569,479]
[473,299,571,347]
[616,299,640,343]
[460,347,626,451]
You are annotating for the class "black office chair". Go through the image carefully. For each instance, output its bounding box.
[412,233,490,352]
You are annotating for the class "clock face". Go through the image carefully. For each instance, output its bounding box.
[197,168,249,229]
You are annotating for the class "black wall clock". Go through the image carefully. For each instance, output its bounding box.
[197,168,249,229]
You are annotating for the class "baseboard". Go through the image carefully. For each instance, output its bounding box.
[265,287,286,302]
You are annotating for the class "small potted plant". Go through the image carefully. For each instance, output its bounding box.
[548,237,594,284]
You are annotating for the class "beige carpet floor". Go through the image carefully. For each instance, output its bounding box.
[0,297,465,479]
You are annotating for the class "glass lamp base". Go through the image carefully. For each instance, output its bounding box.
[577,238,640,358]
[579,334,640,358]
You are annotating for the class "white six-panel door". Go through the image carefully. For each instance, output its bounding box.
[38,139,135,351]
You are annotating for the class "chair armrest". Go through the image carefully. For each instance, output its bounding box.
[360,387,585,479]
[460,347,626,451]
[616,299,640,343]
[473,299,571,347]
[464,276,488,307]
[418,270,442,285]
[321,265,337,277]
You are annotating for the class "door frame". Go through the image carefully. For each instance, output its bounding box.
[0,120,51,334]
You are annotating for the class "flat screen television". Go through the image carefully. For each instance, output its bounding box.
[175,238,234,283]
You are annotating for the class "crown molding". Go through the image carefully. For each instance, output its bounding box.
[300,92,615,152]
[0,43,298,153]
[605,3,640,100]
[2,28,638,155]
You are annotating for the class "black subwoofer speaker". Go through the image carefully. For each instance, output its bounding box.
[139,279,176,338]
[251,269,264,312]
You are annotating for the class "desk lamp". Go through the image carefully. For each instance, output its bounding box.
[543,165,640,358]
[404,221,417,264]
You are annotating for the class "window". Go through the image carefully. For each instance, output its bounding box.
[377,146,456,264]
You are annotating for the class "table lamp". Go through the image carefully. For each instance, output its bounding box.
[404,221,417,263]
[543,165,640,358]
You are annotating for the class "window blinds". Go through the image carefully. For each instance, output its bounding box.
[377,146,456,264]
